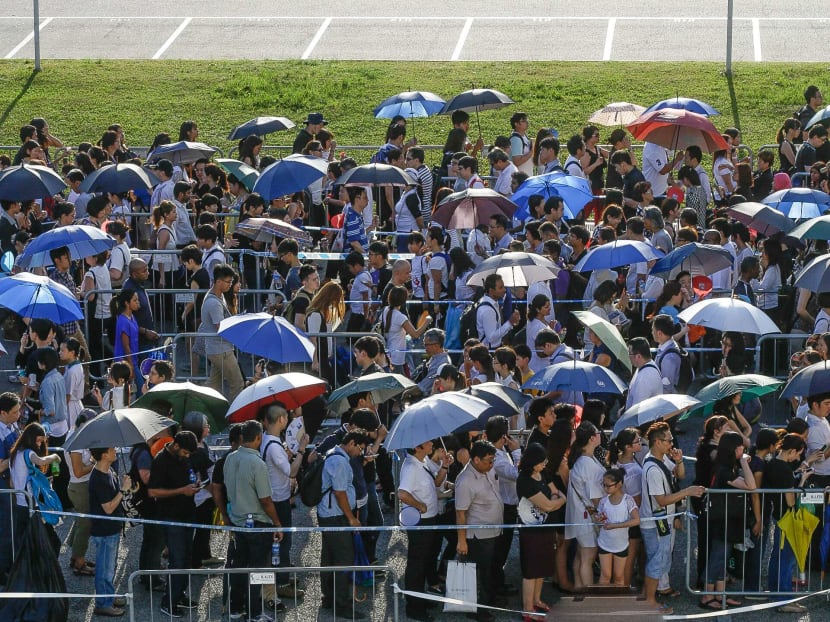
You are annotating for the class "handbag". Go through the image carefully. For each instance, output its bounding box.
[443,559,477,613]
[518,497,547,525]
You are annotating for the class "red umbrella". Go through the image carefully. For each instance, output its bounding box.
[226,372,327,423]
[432,188,517,229]
[626,109,728,153]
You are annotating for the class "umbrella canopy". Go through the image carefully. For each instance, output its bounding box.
[373,91,446,119]
[612,394,701,438]
[64,408,176,451]
[789,215,830,241]
[131,381,229,432]
[327,372,415,415]
[336,163,416,187]
[521,360,627,394]
[465,382,532,413]
[252,154,329,201]
[432,188,517,229]
[682,374,783,419]
[511,172,591,220]
[777,508,820,574]
[466,251,559,288]
[588,102,646,126]
[762,187,830,220]
[572,311,631,371]
[677,297,780,335]
[234,217,313,246]
[627,109,728,152]
[216,158,260,192]
[226,373,327,423]
[218,312,314,363]
[793,255,830,292]
[0,163,67,201]
[78,163,157,194]
[147,141,218,165]
[643,96,720,117]
[574,240,662,273]
[0,272,83,323]
[649,242,734,278]
[227,116,295,140]
[781,360,830,399]
[727,202,796,236]
[804,105,830,130]
[17,224,116,268]
[384,392,492,451]
[441,88,514,114]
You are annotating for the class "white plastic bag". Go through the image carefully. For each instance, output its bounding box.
[443,560,477,613]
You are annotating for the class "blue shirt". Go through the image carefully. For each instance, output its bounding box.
[114,313,139,369]
[317,446,355,519]
[39,369,68,430]
[344,206,368,251]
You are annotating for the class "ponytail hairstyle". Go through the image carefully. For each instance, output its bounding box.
[152,200,176,229]
[109,361,132,405]
[63,337,85,362]
[608,427,639,466]
[468,344,495,382]
[527,294,549,322]
[699,414,728,445]
[568,422,599,469]
[493,346,522,385]
[776,117,801,144]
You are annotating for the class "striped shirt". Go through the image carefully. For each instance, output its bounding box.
[414,165,433,221]
[344,206,368,251]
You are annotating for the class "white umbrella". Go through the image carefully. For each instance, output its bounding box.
[794,255,830,292]
[466,252,559,288]
[677,297,780,335]
[612,394,701,438]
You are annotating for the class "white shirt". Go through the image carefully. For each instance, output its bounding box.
[410,254,429,298]
[476,294,512,348]
[202,243,226,284]
[625,362,663,410]
[564,155,586,178]
[493,446,521,506]
[381,307,409,366]
[564,455,605,540]
[349,269,373,314]
[758,264,781,310]
[466,229,492,266]
[806,413,830,476]
[398,453,439,519]
[150,178,174,207]
[494,162,518,195]
[640,453,678,529]
[597,493,638,553]
[641,142,673,196]
[173,199,197,245]
[426,252,448,300]
[65,448,93,484]
[261,433,292,502]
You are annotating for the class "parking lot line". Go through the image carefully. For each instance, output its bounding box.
[302,17,331,60]
[451,17,472,61]
[752,18,762,61]
[603,18,616,61]
[152,16,191,60]
[4,16,51,59]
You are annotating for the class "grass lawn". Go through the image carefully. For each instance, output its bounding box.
[0,60,827,159]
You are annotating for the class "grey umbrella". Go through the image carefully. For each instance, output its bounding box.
[794,255,830,292]
[63,408,176,450]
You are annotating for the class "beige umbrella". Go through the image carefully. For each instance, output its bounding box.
[573,310,631,371]
[588,102,646,126]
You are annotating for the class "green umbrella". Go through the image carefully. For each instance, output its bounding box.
[572,310,631,371]
[680,374,782,420]
[216,158,260,192]
[132,381,229,432]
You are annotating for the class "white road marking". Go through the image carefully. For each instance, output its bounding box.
[603,17,616,61]
[152,17,191,60]
[4,16,52,59]
[301,17,331,60]
[451,17,472,61]
[752,18,762,61]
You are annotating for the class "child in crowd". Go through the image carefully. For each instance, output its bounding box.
[596,467,640,586]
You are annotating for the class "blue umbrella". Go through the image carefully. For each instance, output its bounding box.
[762,188,830,220]
[821,504,830,579]
[0,163,67,201]
[511,172,592,220]
[522,360,628,394]
[384,393,492,451]
[18,225,116,269]
[252,154,329,201]
[78,162,158,194]
[643,96,719,117]
[781,360,830,399]
[227,116,295,140]
[574,240,662,273]
[0,272,83,323]
[351,533,374,587]
[374,90,446,119]
[147,141,218,165]
[649,242,733,277]
[217,312,314,363]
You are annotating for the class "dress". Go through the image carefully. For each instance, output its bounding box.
[64,361,84,430]
[564,455,605,544]
[516,472,557,578]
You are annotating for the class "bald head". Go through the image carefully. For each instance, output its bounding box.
[392,259,411,284]
[129,258,149,281]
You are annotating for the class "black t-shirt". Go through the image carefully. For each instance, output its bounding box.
[377,266,393,300]
[190,445,213,482]
[148,444,195,521]
[622,167,646,199]
[293,289,313,317]
[189,267,211,317]
[517,472,556,524]
[526,428,549,452]
[89,467,124,537]
[764,457,797,521]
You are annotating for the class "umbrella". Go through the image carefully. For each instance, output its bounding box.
[511,172,592,221]
[218,312,314,363]
[373,90,446,137]
[681,374,783,419]
[78,163,157,194]
[63,408,176,451]
[131,381,229,432]
[432,188,517,229]
[521,360,628,394]
[574,240,662,273]
[147,141,218,165]
[804,106,830,131]
[789,215,830,241]
[793,255,830,292]
[466,251,559,288]
[677,297,780,334]
[441,88,514,136]
[0,272,83,324]
[643,96,720,117]
[234,217,313,246]
[216,158,260,192]
[613,394,701,438]
[588,102,647,126]
[252,154,329,201]
[17,224,116,268]
[762,187,830,220]
[335,164,416,187]
[572,311,631,371]
[384,392,492,451]
[726,202,795,236]
[627,109,728,153]
[0,163,67,201]
[777,507,820,574]
[781,360,830,399]
[649,242,734,278]
[326,372,415,416]
[226,372,327,423]
[227,116,295,140]
[465,382,532,412]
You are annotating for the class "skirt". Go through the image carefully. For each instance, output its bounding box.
[519,526,557,579]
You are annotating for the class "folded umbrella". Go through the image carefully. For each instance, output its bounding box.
[17,224,116,268]
[64,408,176,451]
[252,154,329,201]
[465,251,559,288]
[681,374,783,419]
[643,96,719,116]
[588,102,646,126]
[147,141,218,165]
[627,109,728,153]
[384,393,492,451]
[0,272,83,324]
[574,240,662,273]
[218,312,314,363]
[327,372,415,415]
[226,372,327,423]
[781,360,830,399]
[613,394,701,438]
[216,158,260,192]
[511,172,591,220]
[131,381,229,432]
[234,217,313,246]
[762,187,830,220]
[677,297,780,335]
[78,162,158,194]
[335,163,416,187]
[572,311,631,370]
[0,162,67,201]
[727,202,795,236]
[521,360,627,394]
[227,116,295,140]
[649,242,734,278]
[777,507,820,574]
[432,188,517,230]
[793,255,830,292]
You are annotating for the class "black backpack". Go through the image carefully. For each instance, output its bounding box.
[459,298,498,345]
[299,451,347,507]
[656,344,694,393]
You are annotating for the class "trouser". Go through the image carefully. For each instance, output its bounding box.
[206,350,245,403]
[467,536,498,609]
[318,515,354,610]
[67,480,91,559]
[493,504,517,587]
[92,533,121,608]
[87,316,107,377]
[48,437,71,510]
[164,525,194,607]
[405,516,437,613]
[274,499,293,569]
[191,499,216,567]
[229,525,272,616]
[139,522,166,587]
[364,485,383,563]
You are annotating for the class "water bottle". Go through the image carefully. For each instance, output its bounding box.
[50,458,60,477]
[271,541,280,567]
[245,513,254,529]
[188,469,197,486]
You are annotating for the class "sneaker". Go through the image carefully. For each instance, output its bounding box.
[228,611,246,620]
[113,596,127,607]
[159,603,182,618]
[201,557,225,566]
[276,583,305,599]
[93,606,125,617]
[177,596,197,609]
[264,599,286,612]
[252,615,275,622]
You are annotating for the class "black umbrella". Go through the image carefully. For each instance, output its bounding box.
[228,116,295,140]
[441,88,515,137]
[64,408,177,450]
[79,162,158,194]
[0,162,67,201]
[335,164,416,187]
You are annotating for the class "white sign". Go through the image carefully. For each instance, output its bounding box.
[800,491,824,505]
[249,572,275,585]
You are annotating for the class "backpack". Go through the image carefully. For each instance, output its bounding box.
[299,451,347,508]
[126,444,155,519]
[24,451,63,525]
[459,298,498,344]
[655,343,694,393]
[283,289,312,326]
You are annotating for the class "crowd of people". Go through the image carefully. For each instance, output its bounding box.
[0,84,830,621]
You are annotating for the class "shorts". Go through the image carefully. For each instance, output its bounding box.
[574,528,598,549]
[641,526,672,580]
[628,525,642,539]
[598,546,629,558]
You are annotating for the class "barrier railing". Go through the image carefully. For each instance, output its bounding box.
[754,333,810,379]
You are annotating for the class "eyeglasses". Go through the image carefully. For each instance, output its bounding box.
[602,481,619,488]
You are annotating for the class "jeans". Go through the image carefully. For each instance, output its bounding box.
[642,527,672,580]
[274,499,293,569]
[92,533,121,608]
[229,526,272,616]
[768,525,796,599]
[164,525,194,607]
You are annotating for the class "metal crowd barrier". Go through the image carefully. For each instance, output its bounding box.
[755,333,810,379]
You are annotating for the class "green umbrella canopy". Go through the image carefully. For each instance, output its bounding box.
[681,374,782,420]
[132,381,229,432]
[572,311,632,371]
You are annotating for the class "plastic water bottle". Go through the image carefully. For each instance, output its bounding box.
[50,459,60,477]
[271,541,280,567]
[245,513,254,529]
[188,469,197,485]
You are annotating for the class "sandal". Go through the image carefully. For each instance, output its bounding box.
[698,599,723,611]
[656,603,674,615]
[72,563,94,577]
[657,587,681,598]
[726,598,742,607]
[534,601,551,612]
